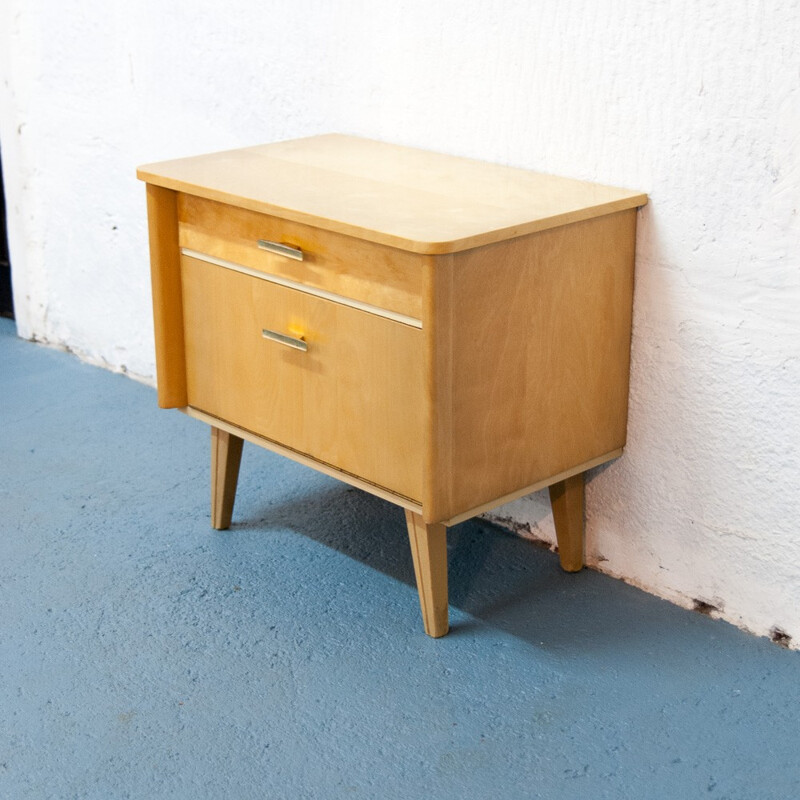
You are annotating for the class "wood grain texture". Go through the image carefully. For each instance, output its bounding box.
[422,253,455,523]
[442,448,621,527]
[181,255,424,501]
[146,184,187,408]
[404,510,449,638]
[211,427,244,530]
[186,407,424,513]
[548,473,585,572]
[423,209,637,522]
[141,136,646,637]
[138,134,647,254]
[178,194,423,319]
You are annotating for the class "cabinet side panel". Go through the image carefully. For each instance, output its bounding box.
[445,209,637,518]
[422,254,456,522]
[146,184,187,407]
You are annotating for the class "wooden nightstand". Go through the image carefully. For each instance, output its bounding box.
[138,134,646,637]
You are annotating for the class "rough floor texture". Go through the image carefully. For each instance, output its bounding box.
[1,315,799,800]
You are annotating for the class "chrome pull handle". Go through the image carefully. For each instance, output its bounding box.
[257,239,304,261]
[261,328,308,352]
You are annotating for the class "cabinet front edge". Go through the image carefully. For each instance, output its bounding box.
[137,175,647,256]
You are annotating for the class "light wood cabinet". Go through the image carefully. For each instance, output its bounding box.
[138,134,647,637]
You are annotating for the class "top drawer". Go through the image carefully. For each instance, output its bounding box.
[178,194,423,321]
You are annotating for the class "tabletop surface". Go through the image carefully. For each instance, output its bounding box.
[138,134,647,254]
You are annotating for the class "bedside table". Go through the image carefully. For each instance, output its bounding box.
[138,135,647,637]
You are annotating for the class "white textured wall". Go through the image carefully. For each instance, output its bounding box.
[2,1,798,645]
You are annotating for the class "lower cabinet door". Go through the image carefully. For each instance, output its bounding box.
[181,255,424,501]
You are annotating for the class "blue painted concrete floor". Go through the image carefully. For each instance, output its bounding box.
[2,315,799,800]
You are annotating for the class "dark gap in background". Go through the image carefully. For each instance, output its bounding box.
[0,148,14,319]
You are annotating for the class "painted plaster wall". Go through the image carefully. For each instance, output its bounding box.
[1,1,798,645]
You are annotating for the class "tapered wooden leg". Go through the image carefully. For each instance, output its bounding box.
[211,427,244,530]
[548,472,585,572]
[404,510,449,637]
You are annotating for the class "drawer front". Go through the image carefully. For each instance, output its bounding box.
[178,194,423,321]
[181,255,424,502]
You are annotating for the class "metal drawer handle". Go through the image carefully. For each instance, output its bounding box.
[257,239,304,261]
[261,328,308,352]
